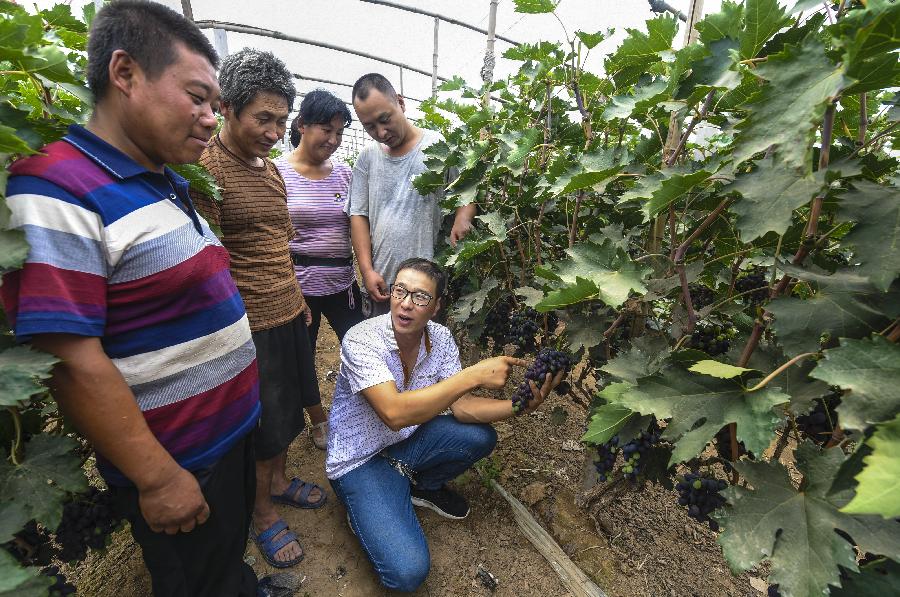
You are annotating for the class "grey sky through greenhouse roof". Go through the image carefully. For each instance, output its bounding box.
[37,0,724,158]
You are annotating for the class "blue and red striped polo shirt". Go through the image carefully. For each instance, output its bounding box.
[1,125,261,485]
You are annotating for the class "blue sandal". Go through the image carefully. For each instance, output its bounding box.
[251,519,304,569]
[271,477,327,509]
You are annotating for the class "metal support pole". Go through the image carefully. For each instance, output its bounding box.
[481,0,499,108]
[432,17,439,98]
[180,0,193,20]
[399,67,404,99]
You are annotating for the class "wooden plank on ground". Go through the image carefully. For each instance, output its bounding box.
[490,479,609,597]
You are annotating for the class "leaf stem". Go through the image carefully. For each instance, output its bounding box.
[7,407,23,466]
[603,311,628,338]
[746,352,819,392]
[857,92,867,146]
[665,91,715,167]
[568,192,585,249]
[673,199,730,263]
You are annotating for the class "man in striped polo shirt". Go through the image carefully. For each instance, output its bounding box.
[1,3,263,596]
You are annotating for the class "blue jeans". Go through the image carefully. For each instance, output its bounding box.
[329,415,497,592]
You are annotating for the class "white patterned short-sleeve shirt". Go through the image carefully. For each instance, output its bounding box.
[325,314,462,479]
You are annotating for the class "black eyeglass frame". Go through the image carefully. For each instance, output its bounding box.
[389,284,434,307]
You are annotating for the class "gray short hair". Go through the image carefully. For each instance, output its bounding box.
[218,49,295,116]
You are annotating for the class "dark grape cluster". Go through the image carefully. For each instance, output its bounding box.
[54,487,123,563]
[506,308,541,354]
[511,348,572,413]
[676,473,727,531]
[687,324,736,356]
[4,521,54,566]
[688,283,715,310]
[796,393,841,445]
[478,299,513,352]
[42,566,77,596]
[621,424,662,479]
[734,267,770,306]
[593,436,618,482]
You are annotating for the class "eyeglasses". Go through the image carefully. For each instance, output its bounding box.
[390,284,434,307]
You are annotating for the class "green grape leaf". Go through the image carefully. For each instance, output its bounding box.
[171,163,223,203]
[0,346,57,407]
[727,158,822,241]
[18,45,78,84]
[0,123,34,155]
[40,4,87,32]
[445,212,508,267]
[0,549,52,596]
[536,276,598,311]
[713,443,900,597]
[512,0,558,14]
[844,51,900,95]
[499,128,542,173]
[503,40,563,63]
[450,277,498,322]
[0,200,29,269]
[830,0,900,63]
[739,0,792,59]
[695,0,743,44]
[840,413,900,518]
[836,181,900,292]
[602,78,668,121]
[614,368,789,466]
[600,336,670,384]
[549,149,624,195]
[582,401,636,445]
[575,30,606,49]
[605,16,678,87]
[564,311,608,353]
[676,38,742,99]
[731,37,851,172]
[438,75,467,92]
[810,335,900,432]
[513,286,546,309]
[688,360,755,379]
[537,240,651,309]
[620,166,713,219]
[742,346,830,416]
[768,267,896,357]
[830,558,900,597]
[0,434,88,542]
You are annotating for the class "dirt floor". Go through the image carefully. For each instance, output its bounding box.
[68,322,772,597]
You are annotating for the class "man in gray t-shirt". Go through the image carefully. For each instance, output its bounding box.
[348,73,476,317]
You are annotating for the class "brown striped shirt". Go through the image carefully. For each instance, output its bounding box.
[191,135,305,332]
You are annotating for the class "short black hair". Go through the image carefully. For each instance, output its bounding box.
[289,89,353,148]
[395,258,447,297]
[219,49,296,116]
[352,73,398,103]
[87,0,218,102]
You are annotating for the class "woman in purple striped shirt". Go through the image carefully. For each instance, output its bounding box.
[275,89,364,449]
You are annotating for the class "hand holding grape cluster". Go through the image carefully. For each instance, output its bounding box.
[511,348,572,415]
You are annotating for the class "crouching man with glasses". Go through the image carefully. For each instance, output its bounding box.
[325,257,564,592]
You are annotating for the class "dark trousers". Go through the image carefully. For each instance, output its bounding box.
[110,436,257,597]
[305,282,364,348]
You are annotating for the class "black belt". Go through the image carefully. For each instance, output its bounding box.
[290,254,352,267]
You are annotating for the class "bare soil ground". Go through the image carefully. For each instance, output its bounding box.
[68,322,771,597]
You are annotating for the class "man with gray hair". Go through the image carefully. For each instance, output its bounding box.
[191,48,325,570]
